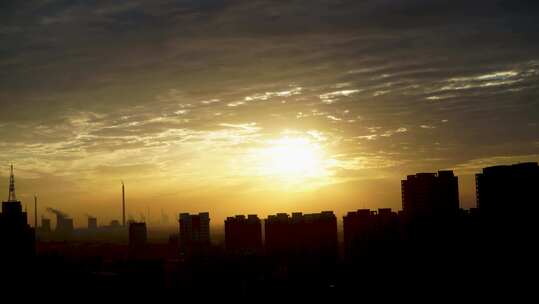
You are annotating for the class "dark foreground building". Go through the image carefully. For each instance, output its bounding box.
[0,165,35,261]
[265,211,337,260]
[179,212,211,255]
[401,170,459,218]
[224,214,262,254]
[475,162,539,257]
[129,221,148,258]
[343,208,400,260]
[476,162,538,216]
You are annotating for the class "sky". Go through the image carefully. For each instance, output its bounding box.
[1,0,538,228]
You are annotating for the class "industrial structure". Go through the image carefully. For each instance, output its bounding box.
[47,207,74,239]
[34,194,37,229]
[122,181,126,227]
[87,215,97,230]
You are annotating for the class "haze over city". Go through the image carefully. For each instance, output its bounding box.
[1,0,538,227]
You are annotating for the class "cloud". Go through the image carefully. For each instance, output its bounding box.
[454,154,539,174]
[319,89,361,104]
[0,0,538,219]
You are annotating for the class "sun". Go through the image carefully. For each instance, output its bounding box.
[256,136,327,182]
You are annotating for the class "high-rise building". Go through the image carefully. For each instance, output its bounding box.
[129,221,148,258]
[264,213,292,255]
[179,212,210,255]
[476,162,538,216]
[343,208,400,259]
[343,209,376,258]
[265,211,338,259]
[225,214,262,254]
[401,170,459,218]
[0,165,35,260]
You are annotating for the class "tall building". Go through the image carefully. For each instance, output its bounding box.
[0,165,35,260]
[343,208,399,259]
[401,170,459,218]
[476,162,539,216]
[265,211,338,259]
[179,212,210,255]
[224,214,262,254]
[343,209,376,258]
[129,221,148,258]
[264,213,292,255]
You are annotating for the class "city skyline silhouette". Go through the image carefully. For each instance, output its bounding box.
[3,161,536,236]
[2,161,537,294]
[1,1,538,228]
[1,0,538,295]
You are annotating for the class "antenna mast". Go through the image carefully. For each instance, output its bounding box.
[8,164,17,202]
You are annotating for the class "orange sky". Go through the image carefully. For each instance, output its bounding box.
[1,1,538,228]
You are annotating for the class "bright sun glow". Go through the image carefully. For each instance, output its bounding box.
[256,136,328,183]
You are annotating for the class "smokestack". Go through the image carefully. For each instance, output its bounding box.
[34,194,38,228]
[41,217,51,232]
[122,181,126,227]
[47,207,68,218]
[47,207,72,236]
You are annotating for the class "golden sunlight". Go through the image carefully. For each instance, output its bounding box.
[256,136,328,183]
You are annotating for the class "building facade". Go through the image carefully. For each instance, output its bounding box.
[129,221,148,258]
[265,211,338,259]
[401,170,459,218]
[476,162,538,216]
[224,214,262,254]
[343,208,400,259]
[179,212,210,255]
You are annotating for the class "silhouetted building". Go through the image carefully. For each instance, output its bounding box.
[401,170,459,218]
[265,211,337,259]
[225,214,262,254]
[476,162,539,216]
[129,221,148,258]
[168,233,180,258]
[88,216,97,230]
[343,208,400,259]
[179,212,210,255]
[264,213,292,255]
[110,219,121,228]
[0,165,35,260]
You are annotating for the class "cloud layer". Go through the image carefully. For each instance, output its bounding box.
[1,0,538,224]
